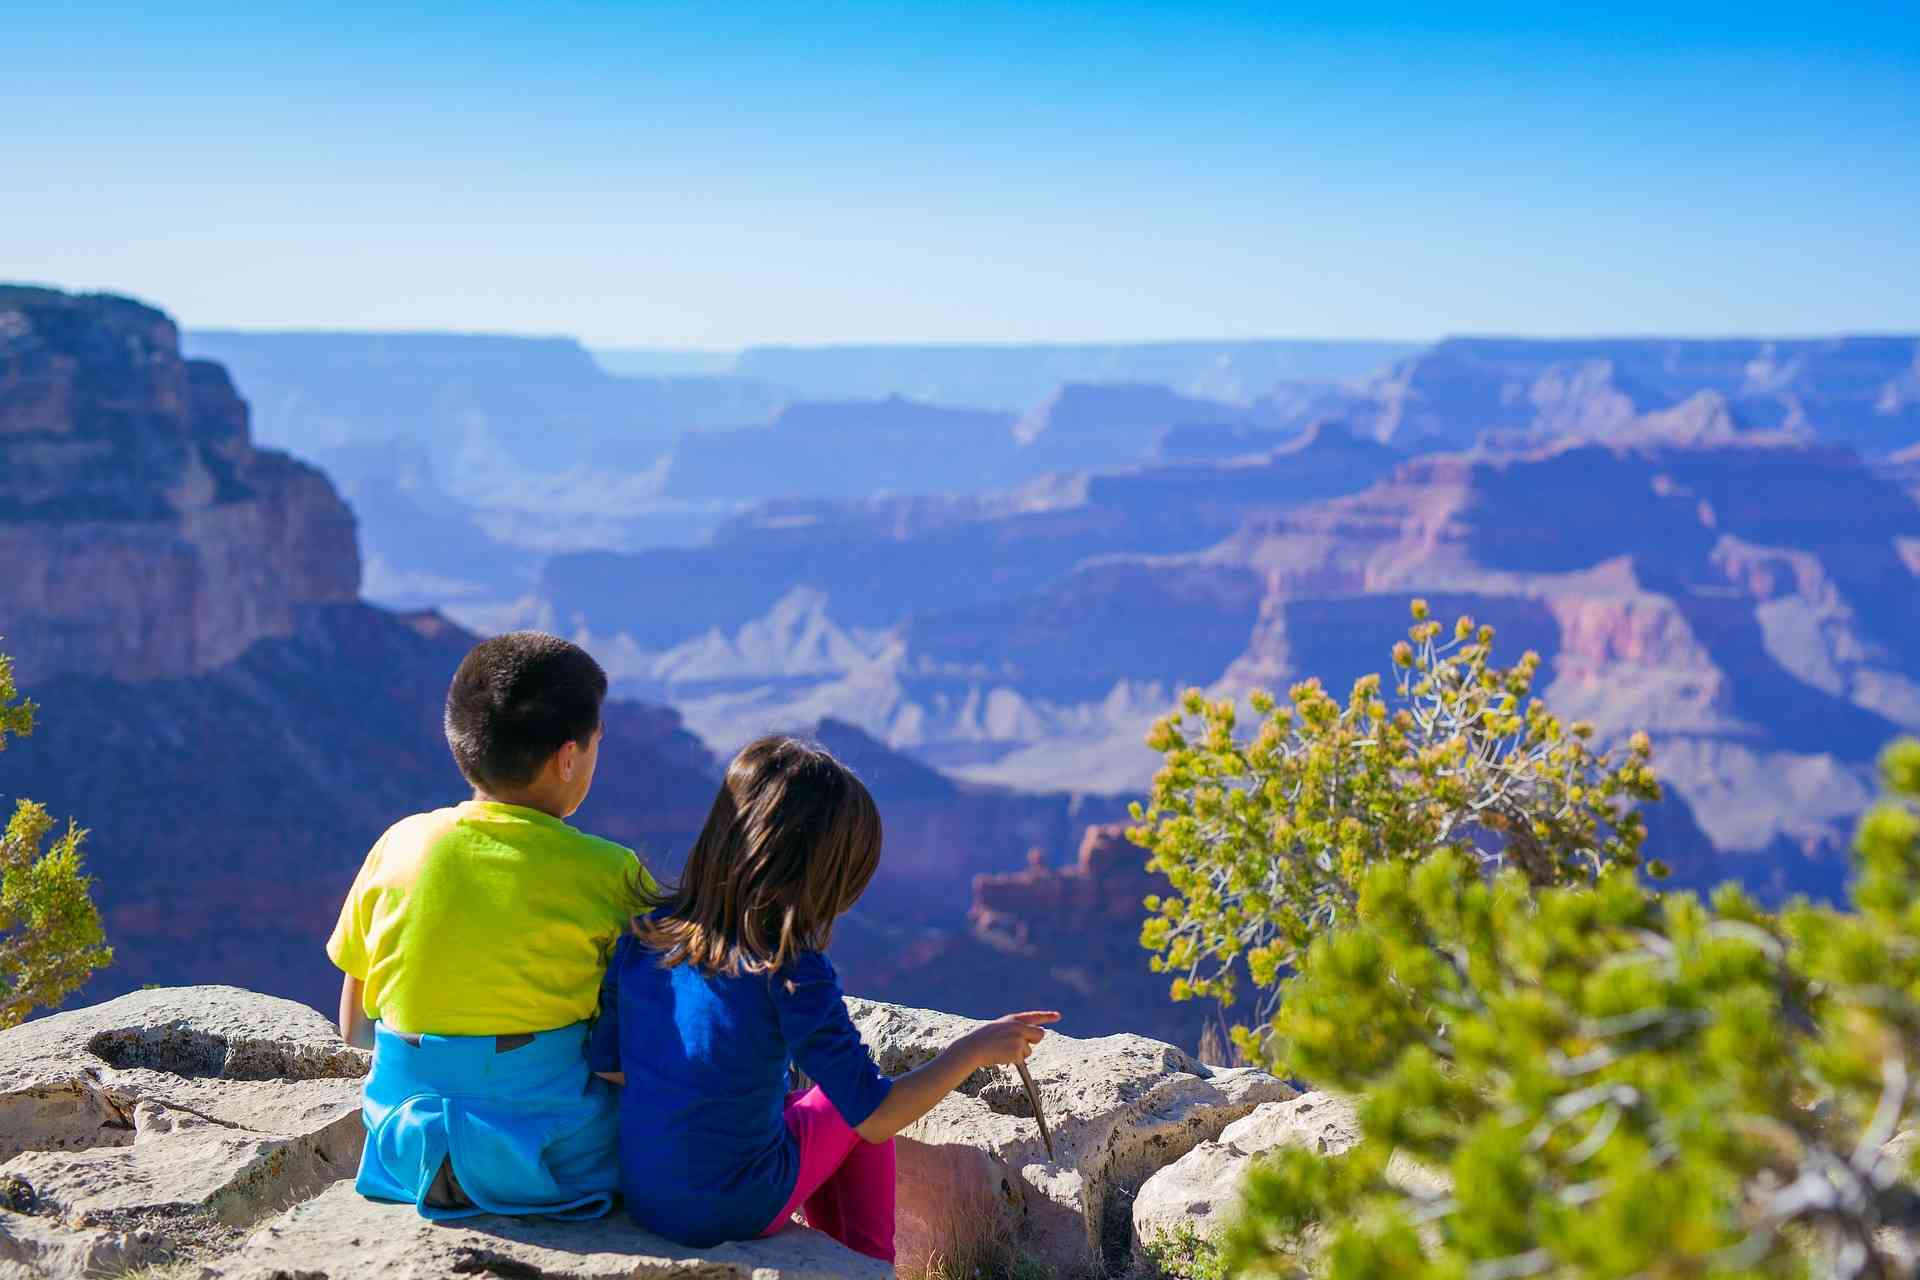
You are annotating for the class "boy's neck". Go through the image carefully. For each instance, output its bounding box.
[471,786,570,821]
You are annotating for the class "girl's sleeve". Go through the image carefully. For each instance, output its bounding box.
[587,936,624,1075]
[774,951,892,1129]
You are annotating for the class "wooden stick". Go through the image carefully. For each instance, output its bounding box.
[1014,1058,1055,1161]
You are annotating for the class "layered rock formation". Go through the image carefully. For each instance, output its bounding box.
[0,288,359,682]
[186,331,1409,622]
[542,424,1405,773]
[0,987,1294,1278]
[1276,335,1920,454]
[1199,439,1920,888]
[545,414,1920,897]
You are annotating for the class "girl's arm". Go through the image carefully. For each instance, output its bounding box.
[337,974,375,1049]
[854,1011,1059,1143]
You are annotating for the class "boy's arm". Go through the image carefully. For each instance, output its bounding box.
[586,931,626,1085]
[327,830,384,1051]
[338,974,375,1049]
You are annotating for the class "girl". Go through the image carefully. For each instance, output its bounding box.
[589,734,1057,1263]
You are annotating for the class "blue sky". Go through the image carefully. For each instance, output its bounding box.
[5,2,1916,346]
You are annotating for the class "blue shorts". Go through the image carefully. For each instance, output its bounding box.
[356,1021,619,1220]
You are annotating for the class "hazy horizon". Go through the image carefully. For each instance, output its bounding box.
[167,323,1920,355]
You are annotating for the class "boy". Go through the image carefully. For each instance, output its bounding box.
[327,631,651,1219]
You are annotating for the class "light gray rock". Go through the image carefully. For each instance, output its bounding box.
[0,1210,167,1280]
[1130,1092,1359,1254]
[846,999,1294,1277]
[1131,1092,1448,1265]
[207,1180,893,1279]
[0,985,368,1272]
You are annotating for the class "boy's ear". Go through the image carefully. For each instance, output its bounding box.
[555,738,579,783]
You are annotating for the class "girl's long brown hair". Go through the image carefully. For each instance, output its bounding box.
[634,735,882,976]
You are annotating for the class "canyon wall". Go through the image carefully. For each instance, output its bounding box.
[0,287,358,682]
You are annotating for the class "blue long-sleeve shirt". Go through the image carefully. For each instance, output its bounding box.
[587,931,892,1245]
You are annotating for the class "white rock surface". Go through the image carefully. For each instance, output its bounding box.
[0,1210,163,1280]
[847,998,1295,1276]
[1130,1092,1359,1254]
[0,986,368,1274]
[1130,1091,1449,1263]
[207,1180,893,1280]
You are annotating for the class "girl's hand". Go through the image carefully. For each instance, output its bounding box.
[856,1010,1064,1142]
[962,1011,1060,1068]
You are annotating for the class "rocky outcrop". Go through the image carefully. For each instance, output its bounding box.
[970,824,1159,945]
[203,1181,889,1280]
[1129,1093,1446,1265]
[0,987,1291,1278]
[846,998,1293,1276]
[1131,1093,1360,1251]
[832,820,1220,1055]
[0,987,890,1278]
[0,287,358,682]
[0,986,368,1277]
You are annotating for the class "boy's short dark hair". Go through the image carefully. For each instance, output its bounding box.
[445,632,608,792]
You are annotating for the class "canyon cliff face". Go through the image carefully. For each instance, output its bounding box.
[0,288,358,682]
[1191,439,1920,888]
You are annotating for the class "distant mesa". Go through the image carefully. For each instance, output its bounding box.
[1014,381,1256,469]
[663,396,1019,501]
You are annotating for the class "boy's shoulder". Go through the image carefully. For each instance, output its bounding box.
[372,807,464,854]
[531,820,652,894]
[552,823,641,869]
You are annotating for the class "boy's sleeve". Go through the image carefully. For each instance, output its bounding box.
[773,951,892,1128]
[587,936,624,1075]
[324,833,383,979]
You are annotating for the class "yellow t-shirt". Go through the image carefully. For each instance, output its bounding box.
[326,800,653,1036]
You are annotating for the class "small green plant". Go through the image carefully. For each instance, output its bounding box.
[1133,601,1661,1063]
[1221,739,1920,1279]
[900,1249,1056,1280]
[1141,1221,1227,1280]
[0,650,30,747]
[0,645,112,1028]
